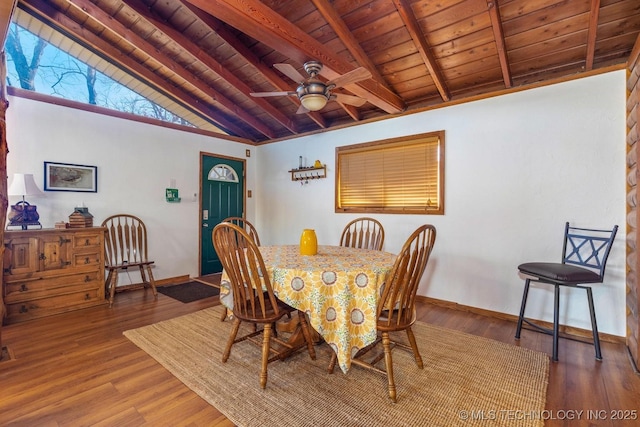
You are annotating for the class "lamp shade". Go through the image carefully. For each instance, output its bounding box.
[8,173,45,197]
[300,94,327,111]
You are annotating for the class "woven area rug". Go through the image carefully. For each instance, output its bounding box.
[124,306,549,427]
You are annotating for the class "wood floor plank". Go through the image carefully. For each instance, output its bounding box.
[90,407,148,427]
[1,290,639,426]
[14,382,140,426]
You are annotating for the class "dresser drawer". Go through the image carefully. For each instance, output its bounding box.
[71,233,102,250]
[5,290,106,323]
[71,251,102,268]
[4,271,103,303]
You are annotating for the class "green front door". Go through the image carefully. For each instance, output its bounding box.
[200,154,244,276]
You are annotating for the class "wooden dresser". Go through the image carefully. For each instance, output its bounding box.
[2,227,106,324]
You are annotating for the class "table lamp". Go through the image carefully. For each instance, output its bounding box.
[7,173,45,230]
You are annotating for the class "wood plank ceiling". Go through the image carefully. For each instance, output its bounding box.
[2,0,640,144]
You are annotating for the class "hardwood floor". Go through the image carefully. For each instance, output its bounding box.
[1,289,639,426]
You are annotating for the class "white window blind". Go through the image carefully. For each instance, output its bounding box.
[336,132,444,214]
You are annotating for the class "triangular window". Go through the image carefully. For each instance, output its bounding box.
[4,10,224,134]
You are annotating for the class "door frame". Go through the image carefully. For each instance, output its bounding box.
[198,151,246,276]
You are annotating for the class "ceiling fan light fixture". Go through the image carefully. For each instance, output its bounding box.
[300,94,327,111]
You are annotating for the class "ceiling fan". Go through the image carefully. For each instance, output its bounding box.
[250,61,371,113]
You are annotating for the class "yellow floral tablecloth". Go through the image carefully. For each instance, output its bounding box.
[220,245,396,373]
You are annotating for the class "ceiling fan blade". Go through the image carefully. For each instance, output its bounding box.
[296,104,309,114]
[273,63,306,83]
[250,91,296,97]
[333,93,367,107]
[327,67,372,89]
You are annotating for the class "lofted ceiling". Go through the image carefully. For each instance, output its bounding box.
[1,0,640,144]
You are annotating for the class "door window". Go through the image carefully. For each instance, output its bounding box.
[209,164,239,182]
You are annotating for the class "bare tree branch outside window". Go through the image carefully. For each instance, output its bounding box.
[5,24,47,90]
[4,24,193,127]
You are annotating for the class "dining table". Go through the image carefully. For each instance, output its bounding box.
[219,244,397,373]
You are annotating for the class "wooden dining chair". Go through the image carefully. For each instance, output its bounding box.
[222,216,261,246]
[340,217,385,251]
[212,222,316,389]
[218,217,261,321]
[101,214,157,307]
[329,224,437,403]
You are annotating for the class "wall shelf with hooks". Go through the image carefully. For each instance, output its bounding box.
[289,165,326,182]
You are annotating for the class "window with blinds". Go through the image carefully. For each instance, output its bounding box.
[336,131,444,215]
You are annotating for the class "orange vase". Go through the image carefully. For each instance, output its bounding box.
[300,229,318,255]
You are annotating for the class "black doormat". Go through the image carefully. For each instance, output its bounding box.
[157,281,220,303]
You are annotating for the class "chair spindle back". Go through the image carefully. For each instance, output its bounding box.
[102,214,150,268]
[212,222,281,321]
[340,217,385,251]
[378,224,436,327]
[222,217,261,246]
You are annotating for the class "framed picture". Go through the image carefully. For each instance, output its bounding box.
[44,162,98,192]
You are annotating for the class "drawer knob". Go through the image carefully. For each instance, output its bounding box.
[19,305,28,313]
[84,257,90,264]
[20,284,28,292]
[85,239,90,246]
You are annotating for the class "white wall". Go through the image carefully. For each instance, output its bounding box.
[6,97,255,284]
[6,70,627,337]
[255,70,627,337]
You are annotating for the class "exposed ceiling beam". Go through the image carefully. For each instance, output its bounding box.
[123,0,300,135]
[64,0,277,139]
[310,0,393,93]
[0,0,18,50]
[393,0,451,102]
[337,98,360,121]
[487,0,512,88]
[182,2,328,130]
[585,0,601,70]
[20,0,252,139]
[182,0,405,114]
[310,0,395,119]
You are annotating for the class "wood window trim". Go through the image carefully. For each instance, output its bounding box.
[335,131,445,215]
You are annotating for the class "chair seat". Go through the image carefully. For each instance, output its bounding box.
[233,294,293,324]
[107,260,154,270]
[518,262,601,284]
[377,308,417,332]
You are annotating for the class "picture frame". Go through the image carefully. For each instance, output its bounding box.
[44,162,98,192]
